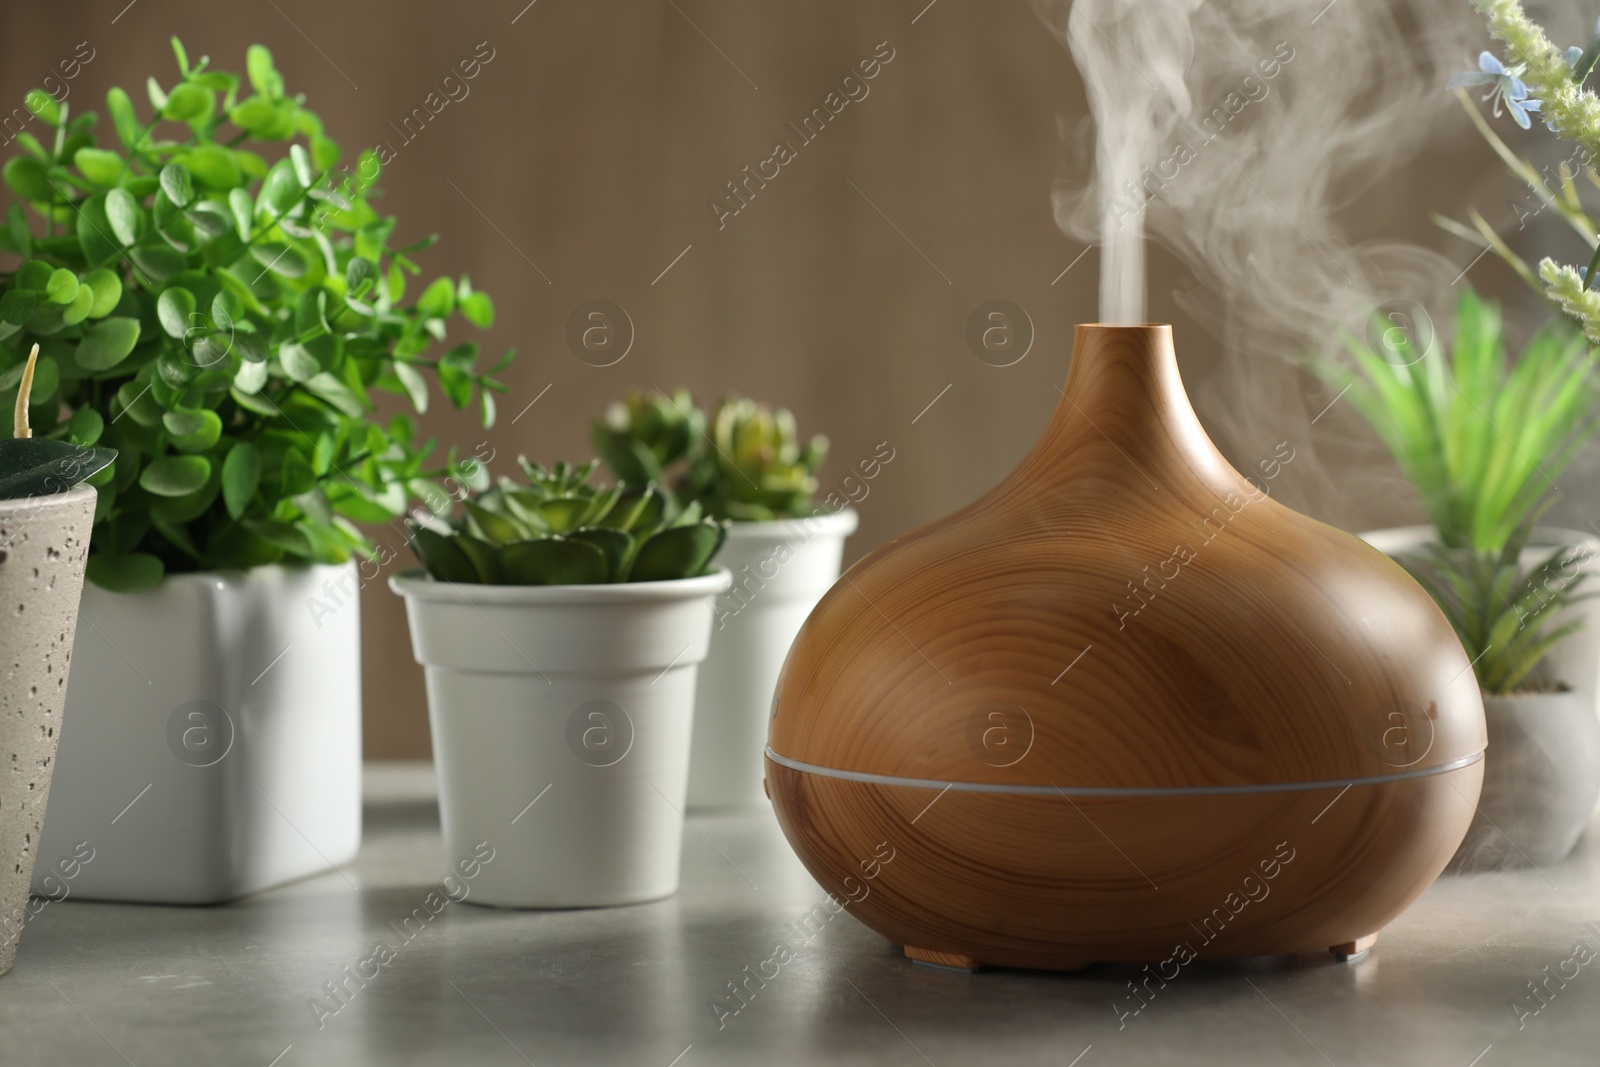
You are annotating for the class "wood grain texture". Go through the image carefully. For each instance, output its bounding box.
[767,757,1481,968]
[770,325,1486,787]
[766,324,1487,967]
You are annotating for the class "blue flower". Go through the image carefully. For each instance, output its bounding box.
[1446,51,1543,129]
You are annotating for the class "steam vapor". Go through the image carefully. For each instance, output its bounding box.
[1032,0,1485,520]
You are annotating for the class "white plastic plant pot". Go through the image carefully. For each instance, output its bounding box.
[0,486,94,976]
[1452,689,1600,869]
[1361,525,1600,721]
[392,568,731,908]
[34,563,363,904]
[689,509,857,809]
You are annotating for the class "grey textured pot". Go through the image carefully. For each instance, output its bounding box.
[0,485,94,976]
[1451,689,1600,871]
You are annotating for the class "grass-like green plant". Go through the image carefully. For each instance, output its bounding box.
[0,39,508,590]
[592,390,828,522]
[1398,523,1592,694]
[1313,288,1600,553]
[407,459,727,585]
[0,344,114,498]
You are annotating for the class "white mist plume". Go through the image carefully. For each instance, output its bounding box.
[1062,0,1206,324]
[1034,0,1483,521]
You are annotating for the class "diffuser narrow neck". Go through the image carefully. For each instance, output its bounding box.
[1044,323,1242,493]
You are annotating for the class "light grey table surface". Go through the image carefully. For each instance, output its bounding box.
[4,761,1600,1066]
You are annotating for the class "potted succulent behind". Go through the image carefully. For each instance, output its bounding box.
[1398,531,1599,867]
[0,41,509,903]
[393,459,731,907]
[0,347,113,975]
[594,390,855,808]
[1319,290,1600,709]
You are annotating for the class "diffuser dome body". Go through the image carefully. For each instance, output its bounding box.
[766,325,1484,970]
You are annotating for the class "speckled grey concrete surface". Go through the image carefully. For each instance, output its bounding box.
[3,760,1600,1065]
[0,485,94,977]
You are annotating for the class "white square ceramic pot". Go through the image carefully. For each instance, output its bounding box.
[392,567,731,908]
[689,509,856,809]
[33,562,363,904]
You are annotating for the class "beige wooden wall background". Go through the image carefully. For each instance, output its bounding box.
[0,0,1559,757]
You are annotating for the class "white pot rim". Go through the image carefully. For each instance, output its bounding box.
[390,565,733,606]
[1359,524,1600,555]
[84,560,353,594]
[722,507,859,542]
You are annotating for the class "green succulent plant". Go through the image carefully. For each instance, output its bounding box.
[592,390,829,522]
[591,387,702,487]
[407,458,728,585]
[0,344,115,499]
[0,39,509,590]
[1398,523,1592,695]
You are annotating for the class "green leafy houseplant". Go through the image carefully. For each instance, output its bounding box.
[407,458,728,585]
[592,390,828,521]
[1399,524,1592,694]
[0,39,508,591]
[1313,288,1600,554]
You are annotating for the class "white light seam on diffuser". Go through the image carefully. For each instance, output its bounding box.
[762,747,1483,797]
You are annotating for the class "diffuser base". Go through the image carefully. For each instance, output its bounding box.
[1331,934,1378,962]
[904,947,981,972]
[767,756,1478,971]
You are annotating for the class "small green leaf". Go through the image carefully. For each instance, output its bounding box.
[74,147,124,187]
[75,317,141,370]
[243,519,312,558]
[3,156,54,202]
[0,291,37,326]
[157,286,198,339]
[105,187,141,247]
[248,242,308,277]
[417,277,455,318]
[162,83,214,123]
[160,162,195,208]
[140,454,211,496]
[222,441,260,519]
[83,268,123,318]
[86,552,165,592]
[67,407,105,447]
[129,244,187,281]
[5,203,30,258]
[45,268,79,305]
[175,144,241,190]
[460,290,494,328]
[228,187,253,240]
[21,90,60,127]
[61,284,95,326]
[246,44,281,96]
[74,195,120,271]
[146,76,168,113]
[259,158,300,215]
[278,342,319,382]
[107,87,140,149]
[305,372,366,417]
[162,408,222,452]
[289,143,313,187]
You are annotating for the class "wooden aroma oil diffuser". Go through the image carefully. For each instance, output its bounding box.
[766,324,1485,971]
